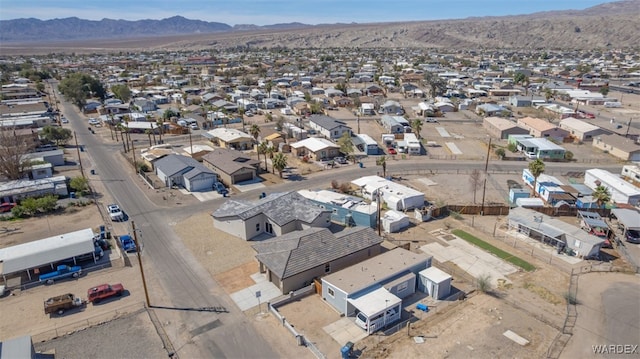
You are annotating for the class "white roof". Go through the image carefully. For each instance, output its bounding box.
[419,266,452,283]
[347,287,402,317]
[124,121,155,130]
[183,144,215,154]
[352,175,424,198]
[0,228,95,275]
[515,197,545,207]
[559,118,600,133]
[297,189,377,215]
[382,210,409,221]
[290,137,338,152]
[206,128,252,142]
[586,169,640,197]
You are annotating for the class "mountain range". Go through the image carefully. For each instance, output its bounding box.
[1,1,639,52]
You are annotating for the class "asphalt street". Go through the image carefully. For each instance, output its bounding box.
[54,80,628,358]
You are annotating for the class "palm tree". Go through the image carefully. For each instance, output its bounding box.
[376,156,387,178]
[144,129,152,147]
[272,152,288,178]
[266,146,276,173]
[411,118,423,139]
[528,159,545,197]
[249,124,261,142]
[593,185,611,208]
[257,141,268,172]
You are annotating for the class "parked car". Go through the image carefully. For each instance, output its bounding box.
[387,147,397,155]
[626,229,640,244]
[334,156,348,164]
[189,123,199,130]
[213,182,228,195]
[118,234,137,252]
[87,283,125,304]
[107,204,124,221]
[425,118,439,123]
[61,116,69,124]
[0,202,16,213]
[44,293,87,315]
[88,118,100,125]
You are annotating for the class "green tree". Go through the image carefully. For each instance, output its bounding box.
[593,185,611,208]
[70,176,90,194]
[411,119,423,139]
[19,197,38,216]
[528,159,546,197]
[272,152,288,178]
[599,86,610,96]
[423,71,448,97]
[495,148,506,159]
[249,124,261,142]
[257,141,268,171]
[513,72,528,85]
[111,84,132,103]
[337,132,354,160]
[58,73,106,108]
[36,195,58,213]
[376,156,387,178]
[41,126,72,145]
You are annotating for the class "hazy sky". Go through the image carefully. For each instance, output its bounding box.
[0,0,622,25]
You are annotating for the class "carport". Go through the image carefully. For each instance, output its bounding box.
[0,228,95,282]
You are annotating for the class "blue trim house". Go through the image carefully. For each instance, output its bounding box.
[298,189,377,228]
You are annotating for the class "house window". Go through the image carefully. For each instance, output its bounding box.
[265,222,273,234]
[325,263,331,273]
[327,288,335,297]
[256,223,260,232]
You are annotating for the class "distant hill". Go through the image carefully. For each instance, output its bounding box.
[0,15,315,43]
[1,1,639,51]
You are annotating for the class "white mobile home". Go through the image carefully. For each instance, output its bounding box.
[584,169,640,206]
[403,133,421,155]
[351,175,425,211]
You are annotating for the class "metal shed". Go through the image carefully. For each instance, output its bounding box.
[418,266,452,300]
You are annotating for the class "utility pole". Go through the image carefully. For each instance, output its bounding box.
[131,138,137,174]
[377,190,382,236]
[73,131,85,179]
[626,118,633,138]
[131,221,150,307]
[480,137,492,216]
[189,127,193,157]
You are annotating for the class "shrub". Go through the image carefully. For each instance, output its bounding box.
[476,274,492,293]
[495,148,505,158]
[507,143,517,152]
[339,182,351,194]
[331,180,339,189]
[564,151,574,161]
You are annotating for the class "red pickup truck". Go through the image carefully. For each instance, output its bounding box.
[87,283,125,303]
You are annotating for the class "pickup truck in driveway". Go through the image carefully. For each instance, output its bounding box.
[44,293,87,315]
[39,265,82,285]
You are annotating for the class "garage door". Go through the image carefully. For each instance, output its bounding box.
[233,172,253,184]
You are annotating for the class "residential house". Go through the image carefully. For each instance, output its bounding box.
[509,95,545,107]
[380,115,410,134]
[517,117,570,142]
[290,137,340,161]
[298,189,377,227]
[521,169,575,205]
[515,137,566,160]
[202,148,260,185]
[483,117,530,139]
[252,226,383,294]
[212,191,332,241]
[476,103,510,117]
[508,207,604,258]
[592,134,640,162]
[155,154,217,192]
[321,247,432,332]
[379,100,403,115]
[204,128,254,150]
[559,117,609,142]
[351,175,425,211]
[584,169,640,206]
[332,96,353,107]
[0,176,68,203]
[132,98,158,113]
[308,115,352,140]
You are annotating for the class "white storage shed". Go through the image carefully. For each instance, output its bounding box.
[418,267,452,300]
[382,210,410,233]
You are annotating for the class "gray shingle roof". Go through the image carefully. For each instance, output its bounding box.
[202,148,260,175]
[252,226,383,279]
[155,154,214,178]
[212,192,329,226]
[308,115,350,131]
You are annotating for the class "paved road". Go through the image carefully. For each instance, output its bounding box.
[55,84,280,359]
[53,80,628,358]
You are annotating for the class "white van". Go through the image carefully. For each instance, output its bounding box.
[355,307,400,333]
[604,102,622,108]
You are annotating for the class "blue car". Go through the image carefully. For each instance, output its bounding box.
[213,182,228,195]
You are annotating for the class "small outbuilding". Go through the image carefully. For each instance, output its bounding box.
[382,210,410,233]
[418,266,452,300]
